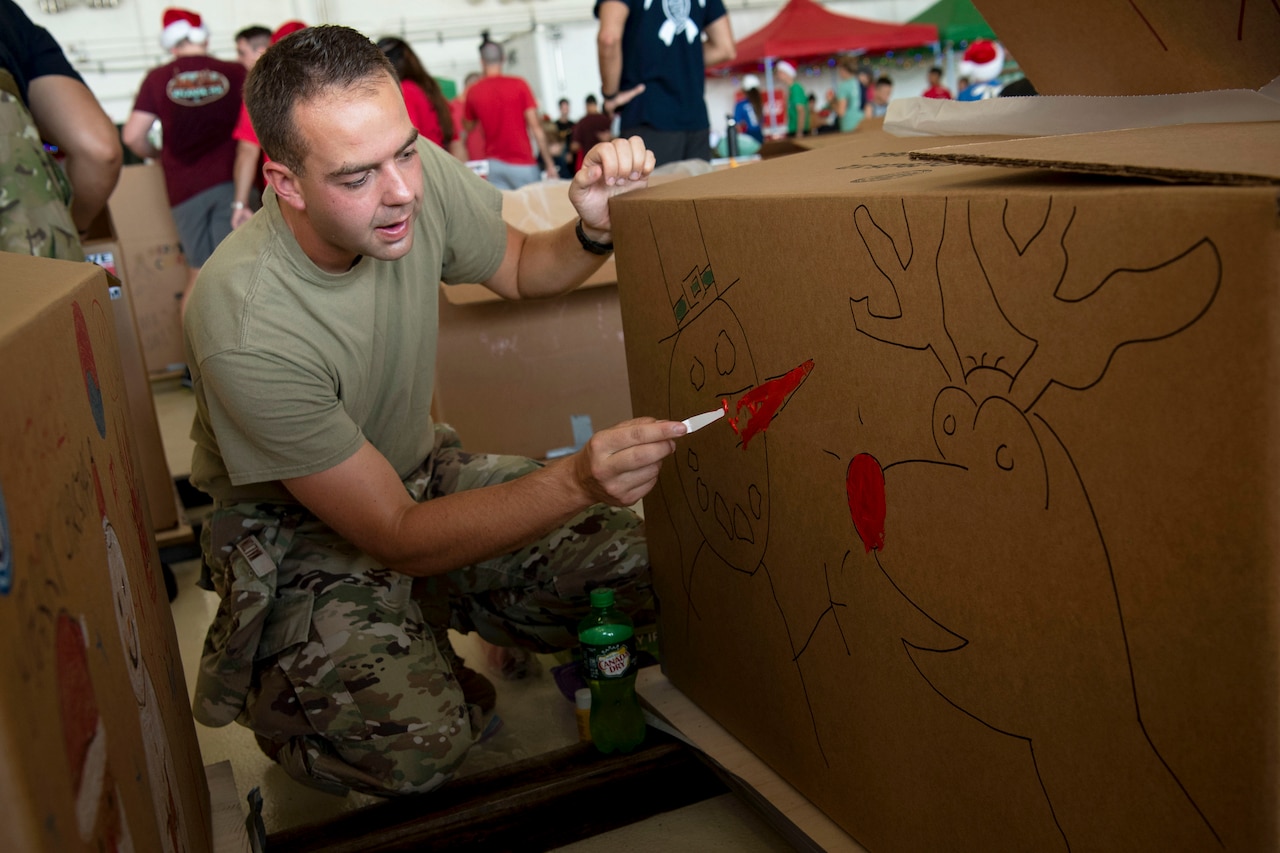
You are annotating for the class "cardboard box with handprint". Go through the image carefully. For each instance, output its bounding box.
[611,25,1280,851]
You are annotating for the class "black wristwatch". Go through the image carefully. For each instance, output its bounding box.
[601,90,618,101]
[576,218,614,255]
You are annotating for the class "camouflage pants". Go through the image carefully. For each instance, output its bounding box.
[0,88,83,261]
[193,423,651,797]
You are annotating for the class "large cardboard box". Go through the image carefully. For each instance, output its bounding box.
[0,256,210,852]
[102,164,190,376]
[83,215,181,533]
[435,284,633,459]
[611,78,1280,853]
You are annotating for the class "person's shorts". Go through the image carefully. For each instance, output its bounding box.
[619,125,711,168]
[171,181,236,267]
[486,159,543,191]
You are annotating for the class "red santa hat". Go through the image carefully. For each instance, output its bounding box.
[958,39,1005,84]
[271,20,308,45]
[160,8,209,51]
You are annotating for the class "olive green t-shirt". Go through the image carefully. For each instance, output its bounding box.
[185,139,506,504]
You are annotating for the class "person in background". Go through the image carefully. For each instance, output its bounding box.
[857,66,875,119]
[553,97,576,178]
[378,36,466,162]
[185,24,674,797]
[0,0,121,260]
[775,60,808,138]
[957,39,1006,101]
[234,25,271,71]
[569,94,613,172]
[229,21,306,230]
[596,0,735,167]
[833,55,863,133]
[457,71,485,162]
[870,75,894,118]
[715,73,763,157]
[464,38,557,189]
[122,7,245,319]
[807,92,833,134]
[922,65,952,100]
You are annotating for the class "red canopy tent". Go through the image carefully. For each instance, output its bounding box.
[710,0,939,74]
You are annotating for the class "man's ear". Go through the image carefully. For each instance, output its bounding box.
[264,160,305,211]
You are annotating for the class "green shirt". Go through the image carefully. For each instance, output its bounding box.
[786,81,807,135]
[835,76,862,133]
[186,139,506,504]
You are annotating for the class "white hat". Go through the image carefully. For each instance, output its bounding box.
[161,7,209,51]
[774,60,797,79]
[741,74,761,91]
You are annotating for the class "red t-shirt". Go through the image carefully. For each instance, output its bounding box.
[464,75,536,165]
[232,103,258,146]
[923,84,953,100]
[455,98,485,160]
[401,80,445,149]
[132,55,245,206]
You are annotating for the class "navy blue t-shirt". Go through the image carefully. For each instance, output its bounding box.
[595,0,727,132]
[0,0,83,103]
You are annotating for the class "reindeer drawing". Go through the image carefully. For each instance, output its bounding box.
[841,195,1224,849]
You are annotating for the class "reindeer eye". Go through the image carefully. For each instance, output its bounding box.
[995,444,1014,471]
[942,414,956,436]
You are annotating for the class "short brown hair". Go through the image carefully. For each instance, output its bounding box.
[245,25,396,174]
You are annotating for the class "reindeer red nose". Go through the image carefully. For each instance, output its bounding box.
[846,453,886,553]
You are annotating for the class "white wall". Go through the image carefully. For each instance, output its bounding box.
[15,0,939,124]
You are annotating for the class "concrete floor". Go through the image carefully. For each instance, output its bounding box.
[155,383,796,849]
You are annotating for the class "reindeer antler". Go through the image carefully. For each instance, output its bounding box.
[849,199,964,383]
[969,197,1222,411]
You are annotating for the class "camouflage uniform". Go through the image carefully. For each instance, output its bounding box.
[0,71,82,262]
[194,424,651,796]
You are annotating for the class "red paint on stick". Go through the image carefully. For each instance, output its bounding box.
[728,359,815,449]
[846,453,886,553]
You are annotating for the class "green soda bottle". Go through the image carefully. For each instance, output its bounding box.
[578,588,646,753]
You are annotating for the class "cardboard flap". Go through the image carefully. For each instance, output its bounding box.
[884,86,1280,139]
[910,122,1280,185]
[974,0,1280,95]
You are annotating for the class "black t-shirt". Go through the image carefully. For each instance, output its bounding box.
[0,0,83,103]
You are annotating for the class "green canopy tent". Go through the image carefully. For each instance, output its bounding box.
[908,0,996,93]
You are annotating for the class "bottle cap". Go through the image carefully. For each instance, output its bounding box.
[575,687,591,710]
[589,588,615,609]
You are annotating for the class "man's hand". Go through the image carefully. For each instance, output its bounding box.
[570,417,685,508]
[602,82,646,117]
[569,136,656,238]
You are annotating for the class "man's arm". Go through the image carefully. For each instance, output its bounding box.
[121,109,160,161]
[701,15,736,68]
[524,106,558,176]
[26,75,122,232]
[230,140,259,229]
[482,136,654,301]
[284,418,683,577]
[596,1,627,102]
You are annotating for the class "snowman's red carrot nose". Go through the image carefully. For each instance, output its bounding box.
[727,358,815,449]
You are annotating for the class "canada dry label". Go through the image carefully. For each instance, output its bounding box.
[584,638,635,680]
